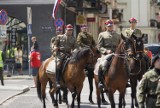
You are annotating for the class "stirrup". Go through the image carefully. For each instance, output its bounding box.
[56,82,61,88]
[98,82,104,89]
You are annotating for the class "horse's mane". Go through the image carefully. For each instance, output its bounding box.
[69,48,90,64]
[114,39,124,54]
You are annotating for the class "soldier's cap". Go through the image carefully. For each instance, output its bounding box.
[129,17,137,23]
[56,27,63,32]
[80,24,88,28]
[65,24,73,30]
[150,54,160,69]
[105,20,113,26]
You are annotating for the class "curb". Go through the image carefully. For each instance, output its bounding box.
[4,75,32,80]
[0,86,30,105]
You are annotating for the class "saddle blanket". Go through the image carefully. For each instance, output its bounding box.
[94,54,112,75]
[94,58,101,75]
[46,60,56,74]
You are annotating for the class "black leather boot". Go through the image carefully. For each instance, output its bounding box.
[98,66,104,89]
[56,68,61,88]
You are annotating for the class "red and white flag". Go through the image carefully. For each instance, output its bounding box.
[52,0,61,19]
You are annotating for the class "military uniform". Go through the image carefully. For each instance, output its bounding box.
[98,30,120,55]
[54,34,77,61]
[124,28,142,38]
[77,32,96,48]
[97,29,121,88]
[156,79,160,107]
[137,68,160,108]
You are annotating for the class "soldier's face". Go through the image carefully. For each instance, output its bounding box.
[154,58,160,69]
[81,28,88,32]
[130,22,137,28]
[66,29,73,36]
[106,25,113,31]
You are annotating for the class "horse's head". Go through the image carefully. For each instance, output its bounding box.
[132,34,144,60]
[120,33,135,56]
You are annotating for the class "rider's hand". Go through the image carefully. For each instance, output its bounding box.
[54,47,59,51]
[106,50,112,54]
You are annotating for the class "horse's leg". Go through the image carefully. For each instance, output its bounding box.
[58,89,62,104]
[108,89,115,108]
[63,87,69,106]
[37,72,47,108]
[119,89,126,108]
[95,75,101,108]
[49,88,56,105]
[101,90,109,105]
[87,68,94,104]
[70,87,77,108]
[77,85,83,108]
[41,81,47,108]
[134,80,139,107]
[130,78,136,108]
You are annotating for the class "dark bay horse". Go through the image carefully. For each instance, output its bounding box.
[95,34,135,108]
[85,54,109,105]
[37,47,99,108]
[129,34,150,108]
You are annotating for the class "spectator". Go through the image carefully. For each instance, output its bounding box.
[144,47,153,60]
[29,45,41,87]
[14,46,23,75]
[31,36,39,51]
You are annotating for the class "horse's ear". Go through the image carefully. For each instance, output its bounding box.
[132,34,137,40]
[121,33,126,40]
[141,33,145,39]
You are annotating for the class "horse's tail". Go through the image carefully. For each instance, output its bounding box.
[36,71,42,101]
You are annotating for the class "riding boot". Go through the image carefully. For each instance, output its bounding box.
[56,68,61,88]
[98,66,104,89]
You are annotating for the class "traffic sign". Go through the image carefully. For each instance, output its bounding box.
[0,9,8,25]
[54,18,64,27]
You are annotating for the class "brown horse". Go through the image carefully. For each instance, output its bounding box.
[94,34,135,108]
[129,34,150,108]
[37,47,99,108]
[37,57,62,108]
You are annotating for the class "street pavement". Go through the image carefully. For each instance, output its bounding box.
[0,75,31,105]
[0,70,134,107]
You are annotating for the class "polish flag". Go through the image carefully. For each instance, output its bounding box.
[52,0,61,19]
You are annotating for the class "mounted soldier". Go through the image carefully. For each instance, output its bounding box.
[52,24,77,88]
[97,19,121,88]
[77,24,98,104]
[50,26,63,53]
[124,17,142,38]
[77,24,96,49]
[125,17,150,70]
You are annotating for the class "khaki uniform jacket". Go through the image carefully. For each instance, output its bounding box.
[54,34,77,58]
[124,28,142,38]
[98,30,120,54]
[137,68,160,108]
[77,32,96,48]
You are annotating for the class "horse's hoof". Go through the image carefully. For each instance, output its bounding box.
[89,99,94,104]
[59,101,62,104]
[102,100,109,105]
[66,105,69,108]
[54,103,58,107]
